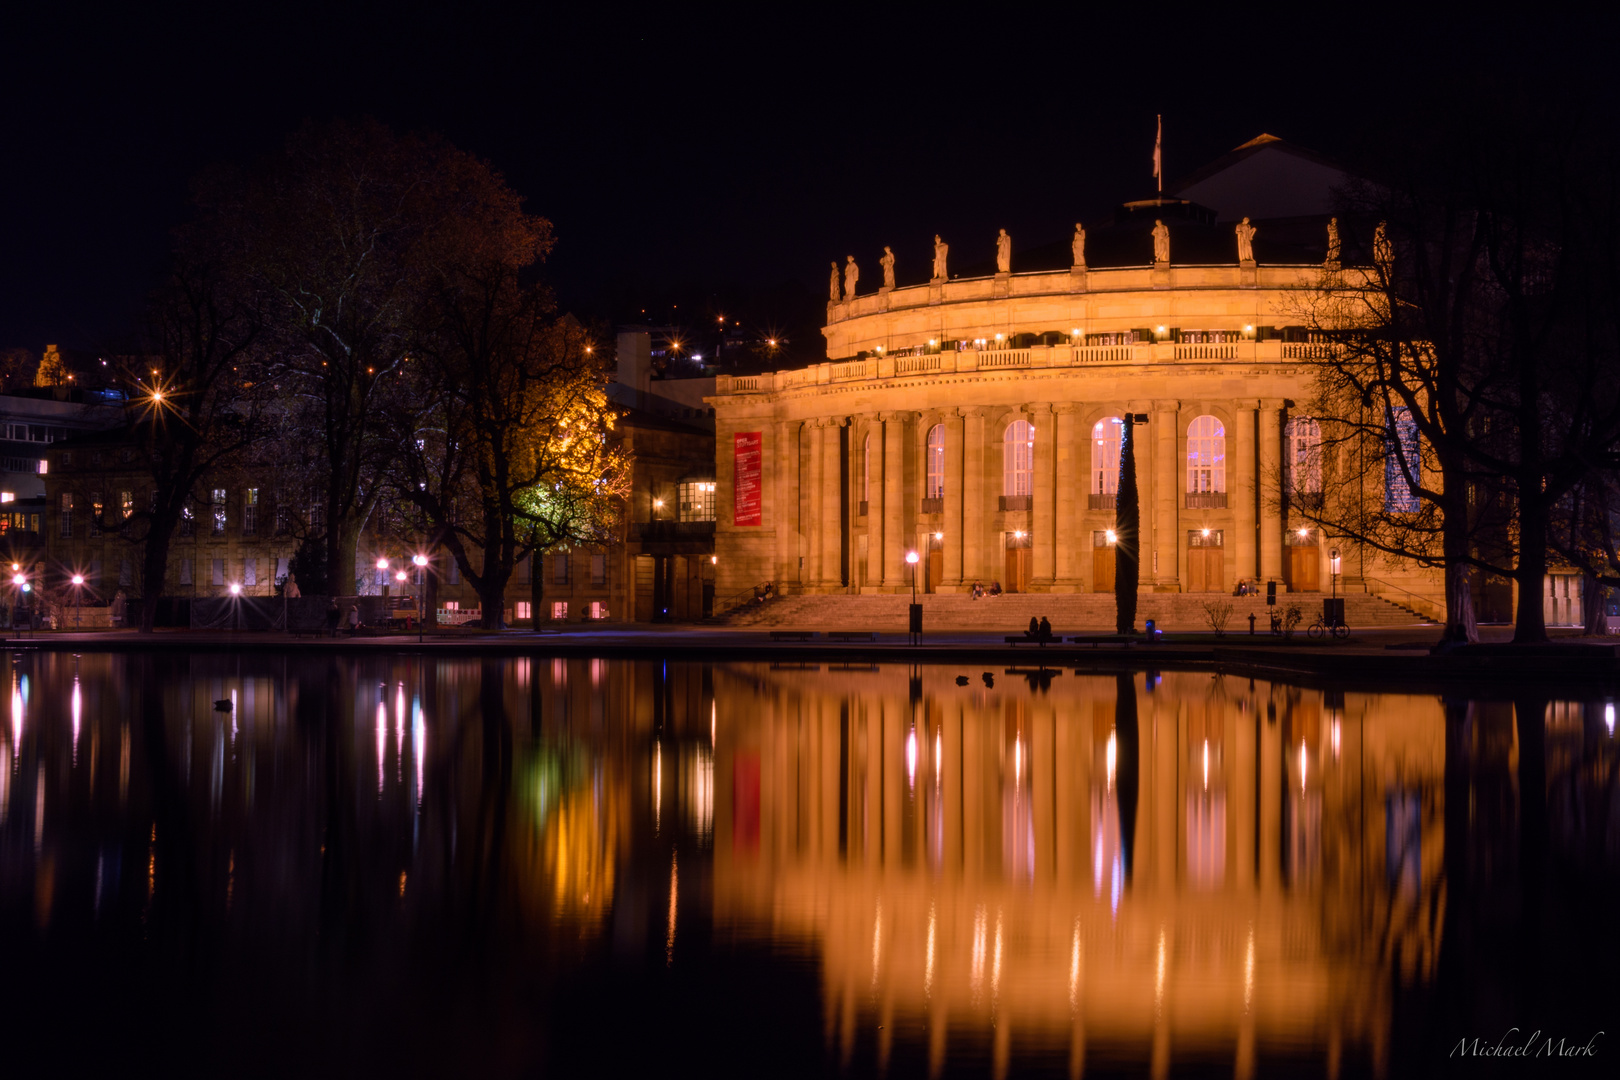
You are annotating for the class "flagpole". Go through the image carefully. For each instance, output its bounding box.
[1154,114,1162,195]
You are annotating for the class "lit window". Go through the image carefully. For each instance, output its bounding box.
[1187,415,1227,493]
[551,601,568,620]
[861,433,871,503]
[1384,407,1421,512]
[516,601,532,621]
[89,492,102,537]
[211,488,226,536]
[678,480,716,521]
[1287,417,1322,496]
[1003,420,1035,497]
[243,488,259,535]
[925,424,945,498]
[1090,417,1123,495]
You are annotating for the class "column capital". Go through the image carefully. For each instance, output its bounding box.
[1235,399,1260,414]
[956,406,988,419]
[1150,399,1180,414]
[1258,397,1287,411]
[1027,402,1056,416]
[879,410,918,424]
[1054,402,1083,415]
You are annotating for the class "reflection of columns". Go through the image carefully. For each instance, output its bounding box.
[1032,404,1056,586]
[881,413,910,589]
[1152,401,1179,587]
[774,420,800,585]
[822,416,846,589]
[1234,402,1257,584]
[1260,688,1282,894]
[944,412,965,586]
[962,409,986,583]
[1259,400,1284,584]
[1054,406,1080,588]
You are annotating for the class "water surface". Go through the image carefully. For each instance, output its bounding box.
[1,652,1616,1077]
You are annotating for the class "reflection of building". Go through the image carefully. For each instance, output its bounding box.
[708,667,1448,1077]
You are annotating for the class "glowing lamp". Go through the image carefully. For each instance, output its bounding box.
[710,555,717,565]
[395,570,407,582]
[413,554,428,567]
[10,574,23,586]
[229,582,241,595]
[933,531,943,540]
[1201,528,1211,537]
[1105,529,1117,543]
[71,575,84,586]
[905,551,920,565]
[1298,527,1309,538]
[376,558,389,570]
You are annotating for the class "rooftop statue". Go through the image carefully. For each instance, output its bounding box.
[1152,219,1170,265]
[844,255,859,300]
[880,246,896,289]
[1235,217,1257,263]
[829,261,840,302]
[1373,221,1393,270]
[996,229,1012,274]
[1326,217,1341,264]
[932,234,949,281]
[1072,222,1086,268]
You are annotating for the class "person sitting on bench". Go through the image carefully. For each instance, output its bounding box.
[1038,615,1052,641]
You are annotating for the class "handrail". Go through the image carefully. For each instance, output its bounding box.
[1361,576,1443,619]
[715,580,776,615]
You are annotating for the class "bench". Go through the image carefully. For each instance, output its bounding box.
[1005,634,1059,646]
[769,630,816,642]
[1067,634,1145,647]
[827,630,877,642]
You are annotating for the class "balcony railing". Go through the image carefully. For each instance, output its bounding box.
[999,495,1032,512]
[1087,493,1116,510]
[857,500,869,517]
[1185,492,1228,509]
[919,497,944,514]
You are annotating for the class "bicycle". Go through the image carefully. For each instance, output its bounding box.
[1307,615,1350,640]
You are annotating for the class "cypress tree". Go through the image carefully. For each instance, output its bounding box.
[1114,415,1140,633]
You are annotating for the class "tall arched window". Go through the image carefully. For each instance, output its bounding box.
[1286,417,1322,496]
[861,433,871,504]
[1090,416,1123,495]
[1187,415,1226,493]
[1003,420,1035,496]
[925,424,945,499]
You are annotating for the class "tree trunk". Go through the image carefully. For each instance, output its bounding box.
[138,522,176,634]
[1443,562,1478,644]
[327,512,361,599]
[529,550,545,631]
[1513,498,1550,643]
[1582,572,1607,636]
[1114,417,1140,634]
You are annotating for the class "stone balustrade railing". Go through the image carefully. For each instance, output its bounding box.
[715,339,1328,396]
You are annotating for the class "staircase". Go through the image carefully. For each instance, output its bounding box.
[721,591,1433,631]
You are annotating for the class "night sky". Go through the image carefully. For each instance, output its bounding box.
[1,5,1606,357]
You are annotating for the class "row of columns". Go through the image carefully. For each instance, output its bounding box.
[775,400,1289,592]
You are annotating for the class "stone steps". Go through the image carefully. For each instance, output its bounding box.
[723,591,1432,630]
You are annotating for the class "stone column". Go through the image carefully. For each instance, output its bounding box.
[944,412,965,587]
[1258,400,1284,585]
[1054,405,1080,589]
[1032,403,1057,586]
[867,417,886,591]
[806,421,825,588]
[881,413,908,589]
[774,420,799,586]
[1234,402,1258,585]
[822,416,846,589]
[1152,401,1179,588]
[961,408,987,584]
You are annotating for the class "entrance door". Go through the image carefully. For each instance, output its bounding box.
[1004,536,1032,593]
[927,549,944,594]
[1187,530,1225,593]
[1092,531,1115,592]
[1287,546,1320,592]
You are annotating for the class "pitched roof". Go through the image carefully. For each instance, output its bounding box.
[1169,135,1352,222]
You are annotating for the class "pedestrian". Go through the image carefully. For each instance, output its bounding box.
[326,598,341,637]
[285,574,301,600]
[110,588,127,628]
[348,604,361,634]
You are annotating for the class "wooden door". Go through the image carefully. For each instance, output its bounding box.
[1188,548,1224,593]
[1093,547,1115,592]
[634,555,654,621]
[926,549,943,594]
[1004,547,1031,592]
[1287,546,1320,592]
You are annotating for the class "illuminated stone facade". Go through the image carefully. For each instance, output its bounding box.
[709,262,1393,601]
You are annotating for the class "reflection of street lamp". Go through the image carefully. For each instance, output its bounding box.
[71,574,84,629]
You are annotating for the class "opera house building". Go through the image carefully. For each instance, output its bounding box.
[707,137,1489,621]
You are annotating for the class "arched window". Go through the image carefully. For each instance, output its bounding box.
[861,433,871,504]
[925,424,945,499]
[1186,415,1226,493]
[1003,420,1035,496]
[1384,407,1420,512]
[1090,416,1123,494]
[678,480,716,521]
[1286,417,1322,495]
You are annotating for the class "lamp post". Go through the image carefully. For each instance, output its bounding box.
[395,569,407,631]
[229,581,242,632]
[12,571,27,635]
[377,557,390,599]
[71,574,84,630]
[906,550,921,645]
[413,554,429,642]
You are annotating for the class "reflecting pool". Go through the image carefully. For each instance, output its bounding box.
[1,652,1617,1078]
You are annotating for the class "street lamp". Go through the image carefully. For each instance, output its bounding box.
[906,550,921,645]
[71,574,84,630]
[11,572,25,634]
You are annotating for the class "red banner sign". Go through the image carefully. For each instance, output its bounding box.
[733,431,762,526]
